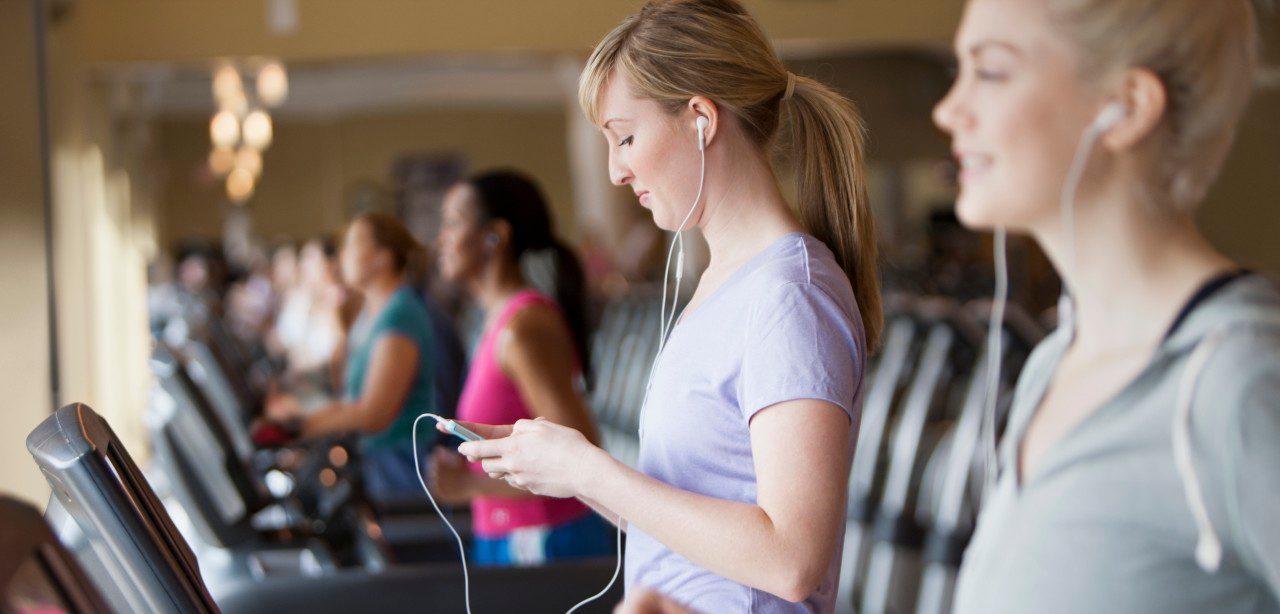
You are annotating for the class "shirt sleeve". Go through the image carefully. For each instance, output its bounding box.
[1197,327,1280,603]
[738,281,863,423]
[1221,338,1280,602]
[377,295,426,342]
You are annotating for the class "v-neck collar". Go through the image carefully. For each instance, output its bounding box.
[667,232,806,336]
[1011,270,1256,490]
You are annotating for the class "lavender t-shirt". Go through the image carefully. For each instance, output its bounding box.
[625,232,866,613]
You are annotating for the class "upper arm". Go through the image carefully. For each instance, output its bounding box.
[749,400,852,540]
[356,334,420,432]
[1216,334,1280,599]
[739,281,862,556]
[499,305,599,443]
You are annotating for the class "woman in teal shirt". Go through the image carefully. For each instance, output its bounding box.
[268,212,437,501]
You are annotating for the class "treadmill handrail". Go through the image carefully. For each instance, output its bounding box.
[27,403,221,614]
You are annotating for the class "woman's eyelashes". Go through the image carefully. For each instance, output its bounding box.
[975,68,1009,82]
[620,135,634,147]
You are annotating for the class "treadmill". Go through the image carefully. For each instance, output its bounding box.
[838,311,922,612]
[26,403,221,613]
[858,299,982,614]
[28,404,622,613]
[0,495,110,614]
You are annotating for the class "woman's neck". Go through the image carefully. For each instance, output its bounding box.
[1034,191,1234,355]
[696,141,804,272]
[470,258,527,314]
[361,274,404,314]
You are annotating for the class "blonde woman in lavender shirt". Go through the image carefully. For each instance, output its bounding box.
[446,1,883,612]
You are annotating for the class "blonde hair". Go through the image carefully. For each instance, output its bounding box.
[579,0,883,349]
[1047,0,1259,211]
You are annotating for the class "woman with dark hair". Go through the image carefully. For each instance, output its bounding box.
[266,212,439,501]
[429,169,612,566]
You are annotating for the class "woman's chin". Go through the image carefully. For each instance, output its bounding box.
[650,211,680,233]
[955,193,1005,231]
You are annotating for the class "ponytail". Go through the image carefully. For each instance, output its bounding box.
[548,239,593,389]
[467,169,594,386]
[578,0,883,350]
[786,77,883,349]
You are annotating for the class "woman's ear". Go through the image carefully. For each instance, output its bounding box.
[485,220,514,254]
[687,96,720,149]
[1101,67,1167,152]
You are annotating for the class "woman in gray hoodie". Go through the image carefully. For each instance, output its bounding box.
[932,0,1280,612]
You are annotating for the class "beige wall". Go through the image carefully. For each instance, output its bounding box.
[1201,82,1280,275]
[45,1,156,472]
[156,107,576,247]
[0,0,55,506]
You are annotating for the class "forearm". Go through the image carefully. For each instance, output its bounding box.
[578,495,624,529]
[580,452,823,601]
[301,401,366,438]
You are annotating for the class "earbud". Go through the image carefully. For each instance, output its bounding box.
[696,115,709,151]
[1091,102,1128,133]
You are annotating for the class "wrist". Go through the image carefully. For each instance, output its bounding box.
[576,445,615,500]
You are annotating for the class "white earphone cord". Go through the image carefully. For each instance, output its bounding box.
[412,414,474,614]
[413,418,624,614]
[658,135,708,354]
[643,121,709,436]
[981,112,1110,501]
[412,121,707,613]
[982,105,1234,575]
[981,227,1008,500]
[565,131,704,609]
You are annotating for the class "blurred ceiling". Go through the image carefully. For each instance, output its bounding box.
[126,56,575,118]
[74,0,964,64]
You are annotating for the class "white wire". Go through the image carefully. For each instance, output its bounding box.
[657,145,707,354]
[564,521,625,614]
[415,415,625,614]
[980,227,1008,501]
[979,119,1106,503]
[641,139,708,436]
[599,129,707,611]
[418,134,708,613]
[412,414,473,614]
[1060,122,1108,297]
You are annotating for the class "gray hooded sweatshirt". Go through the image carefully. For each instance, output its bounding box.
[954,273,1280,614]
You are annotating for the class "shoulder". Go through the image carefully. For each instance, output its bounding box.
[1188,275,1280,425]
[1194,323,1280,434]
[749,234,846,290]
[500,296,571,358]
[377,288,431,336]
[746,235,859,333]
[385,288,428,318]
[507,300,565,340]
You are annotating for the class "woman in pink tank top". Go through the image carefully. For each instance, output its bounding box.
[430,169,613,566]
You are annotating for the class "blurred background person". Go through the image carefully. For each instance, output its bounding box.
[429,169,612,566]
[265,213,440,503]
[273,238,355,393]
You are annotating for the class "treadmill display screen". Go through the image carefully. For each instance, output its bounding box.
[4,556,70,614]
